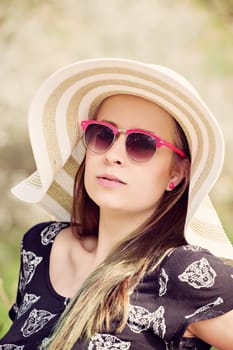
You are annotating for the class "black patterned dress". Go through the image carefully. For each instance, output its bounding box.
[0,221,233,350]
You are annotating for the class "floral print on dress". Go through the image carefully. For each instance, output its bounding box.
[40,222,68,245]
[158,268,168,296]
[21,309,56,337]
[185,297,223,319]
[178,257,216,289]
[127,305,154,333]
[152,306,166,338]
[19,250,42,294]
[88,334,131,350]
[17,293,40,319]
[127,304,166,339]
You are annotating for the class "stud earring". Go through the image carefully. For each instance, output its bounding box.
[168,182,175,190]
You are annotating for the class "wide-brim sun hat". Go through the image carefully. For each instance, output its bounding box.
[11,58,233,259]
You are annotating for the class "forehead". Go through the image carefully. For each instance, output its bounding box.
[95,94,177,139]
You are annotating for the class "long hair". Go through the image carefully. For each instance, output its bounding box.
[46,120,191,350]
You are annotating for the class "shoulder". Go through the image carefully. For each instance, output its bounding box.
[22,221,70,250]
[162,244,228,273]
[159,244,233,292]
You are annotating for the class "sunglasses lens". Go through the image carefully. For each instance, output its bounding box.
[84,124,114,153]
[126,133,156,162]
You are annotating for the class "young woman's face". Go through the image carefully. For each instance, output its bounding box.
[84,94,184,219]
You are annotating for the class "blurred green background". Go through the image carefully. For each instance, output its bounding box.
[0,0,233,347]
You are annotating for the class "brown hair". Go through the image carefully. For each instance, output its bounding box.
[46,118,191,350]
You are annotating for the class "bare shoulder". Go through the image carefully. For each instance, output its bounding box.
[51,226,75,255]
[52,226,97,255]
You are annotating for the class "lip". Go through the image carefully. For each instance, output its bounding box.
[96,174,127,186]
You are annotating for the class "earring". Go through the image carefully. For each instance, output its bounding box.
[168,182,175,190]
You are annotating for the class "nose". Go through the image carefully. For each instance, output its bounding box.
[104,133,127,165]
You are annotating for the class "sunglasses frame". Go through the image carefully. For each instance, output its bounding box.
[80,120,186,160]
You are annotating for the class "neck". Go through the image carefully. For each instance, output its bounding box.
[93,208,152,264]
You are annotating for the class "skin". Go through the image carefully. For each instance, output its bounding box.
[49,94,233,349]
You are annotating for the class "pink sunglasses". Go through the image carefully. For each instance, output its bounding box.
[81,120,186,162]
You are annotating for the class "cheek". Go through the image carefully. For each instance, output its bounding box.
[140,173,168,200]
[83,152,95,191]
[125,172,168,215]
[145,157,173,187]
[136,159,173,198]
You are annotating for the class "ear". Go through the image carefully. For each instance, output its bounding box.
[166,158,190,191]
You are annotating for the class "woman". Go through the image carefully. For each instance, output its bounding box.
[1,58,233,350]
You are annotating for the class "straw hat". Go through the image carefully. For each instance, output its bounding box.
[11,58,233,259]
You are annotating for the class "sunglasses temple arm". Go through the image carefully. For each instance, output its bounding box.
[160,140,186,158]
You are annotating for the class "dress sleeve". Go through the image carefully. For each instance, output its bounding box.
[159,245,233,344]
